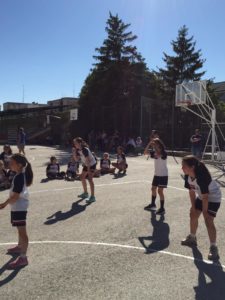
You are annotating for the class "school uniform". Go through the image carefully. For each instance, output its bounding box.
[150,150,168,188]
[77,147,96,172]
[184,174,221,217]
[66,161,79,178]
[10,173,29,226]
[100,159,111,169]
[46,163,65,179]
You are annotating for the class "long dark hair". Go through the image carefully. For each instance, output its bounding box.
[73,137,88,148]
[11,154,33,186]
[182,155,211,182]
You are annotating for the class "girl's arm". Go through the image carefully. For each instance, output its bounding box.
[144,140,153,155]
[0,192,20,209]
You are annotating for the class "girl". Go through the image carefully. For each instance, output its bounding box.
[46,156,65,179]
[144,138,168,215]
[112,146,128,175]
[0,154,33,269]
[181,155,221,261]
[0,160,10,190]
[0,144,13,169]
[73,137,97,203]
[100,153,115,174]
[65,156,80,181]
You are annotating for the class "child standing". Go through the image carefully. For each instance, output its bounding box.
[144,138,168,215]
[112,146,128,175]
[73,137,97,203]
[0,154,33,268]
[181,155,221,261]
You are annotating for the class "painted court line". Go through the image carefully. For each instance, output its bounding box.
[0,240,224,269]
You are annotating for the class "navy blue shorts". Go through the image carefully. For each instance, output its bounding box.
[11,211,27,227]
[152,176,168,188]
[82,164,96,172]
[195,198,220,217]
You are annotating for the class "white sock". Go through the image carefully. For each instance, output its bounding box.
[210,242,216,247]
[190,233,196,238]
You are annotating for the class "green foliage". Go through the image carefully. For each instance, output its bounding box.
[79,12,157,135]
[158,25,205,90]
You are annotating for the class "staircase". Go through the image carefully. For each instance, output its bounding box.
[7,127,18,145]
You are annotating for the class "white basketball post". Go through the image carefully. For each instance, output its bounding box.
[175,80,225,162]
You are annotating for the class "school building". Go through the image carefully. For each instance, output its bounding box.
[0,97,79,145]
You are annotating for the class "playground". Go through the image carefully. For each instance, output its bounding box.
[0,145,225,300]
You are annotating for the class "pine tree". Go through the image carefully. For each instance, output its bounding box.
[93,12,143,68]
[158,25,205,89]
[79,12,157,135]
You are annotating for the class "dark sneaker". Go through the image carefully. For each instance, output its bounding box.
[78,192,89,199]
[181,234,197,247]
[86,196,96,203]
[208,245,219,261]
[156,208,165,215]
[144,204,157,211]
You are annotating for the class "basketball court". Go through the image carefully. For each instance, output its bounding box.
[0,145,225,299]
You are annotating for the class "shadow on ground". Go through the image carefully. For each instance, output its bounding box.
[192,247,225,300]
[44,199,91,225]
[138,211,170,253]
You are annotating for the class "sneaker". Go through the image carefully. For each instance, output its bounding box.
[7,245,21,254]
[86,196,96,203]
[208,245,220,261]
[144,203,157,211]
[181,234,197,247]
[78,192,89,199]
[8,256,28,269]
[156,208,165,215]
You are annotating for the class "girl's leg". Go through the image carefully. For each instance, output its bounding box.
[80,171,88,193]
[190,208,201,236]
[17,226,29,256]
[203,213,216,244]
[181,208,201,246]
[144,186,157,210]
[87,172,95,196]
[158,187,165,209]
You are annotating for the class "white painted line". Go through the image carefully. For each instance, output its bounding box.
[0,240,224,269]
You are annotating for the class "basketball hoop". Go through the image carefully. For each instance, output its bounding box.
[178,100,193,111]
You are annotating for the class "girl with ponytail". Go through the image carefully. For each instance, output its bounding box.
[181,155,221,261]
[0,154,33,269]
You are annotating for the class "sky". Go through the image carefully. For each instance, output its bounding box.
[0,0,225,106]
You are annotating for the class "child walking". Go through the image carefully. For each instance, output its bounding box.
[144,138,168,215]
[73,137,97,203]
[0,154,33,268]
[181,155,221,261]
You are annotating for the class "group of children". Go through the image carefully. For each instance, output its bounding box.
[46,145,128,183]
[143,132,222,261]
[0,132,222,269]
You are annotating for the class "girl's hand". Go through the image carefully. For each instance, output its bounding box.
[0,202,7,209]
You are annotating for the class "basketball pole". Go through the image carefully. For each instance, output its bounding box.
[211,109,216,161]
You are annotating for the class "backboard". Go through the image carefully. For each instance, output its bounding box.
[175,80,207,107]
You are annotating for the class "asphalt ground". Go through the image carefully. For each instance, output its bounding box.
[0,145,225,300]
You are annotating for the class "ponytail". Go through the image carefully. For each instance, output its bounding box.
[11,154,33,186]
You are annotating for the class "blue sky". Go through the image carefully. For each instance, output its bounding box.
[0,0,225,106]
